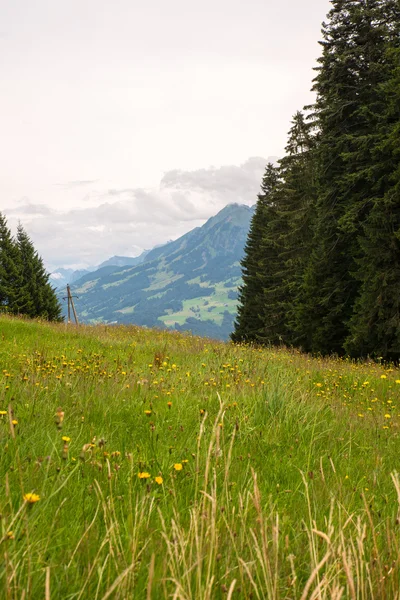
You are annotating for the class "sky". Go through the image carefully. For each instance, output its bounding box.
[1,0,332,269]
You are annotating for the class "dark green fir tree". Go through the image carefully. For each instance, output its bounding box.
[16,224,63,322]
[345,33,400,358]
[296,0,394,355]
[231,163,280,343]
[0,212,28,314]
[264,111,316,346]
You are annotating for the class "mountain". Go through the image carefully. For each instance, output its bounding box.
[50,251,151,290]
[50,267,92,289]
[71,203,254,340]
[97,250,150,269]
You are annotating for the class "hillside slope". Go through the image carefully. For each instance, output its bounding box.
[71,203,254,339]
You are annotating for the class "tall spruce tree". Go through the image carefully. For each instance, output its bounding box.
[265,111,316,346]
[16,224,63,322]
[345,19,400,358]
[231,163,280,342]
[296,0,394,355]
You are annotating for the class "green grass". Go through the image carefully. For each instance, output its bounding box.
[1,316,400,598]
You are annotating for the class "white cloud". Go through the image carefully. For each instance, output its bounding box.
[5,157,270,268]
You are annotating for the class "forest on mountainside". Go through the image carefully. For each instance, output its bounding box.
[233,0,400,360]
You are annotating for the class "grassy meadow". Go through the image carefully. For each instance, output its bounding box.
[1,316,400,599]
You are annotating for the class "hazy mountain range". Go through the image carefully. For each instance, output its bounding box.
[65,203,253,340]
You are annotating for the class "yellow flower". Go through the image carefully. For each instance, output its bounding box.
[0,410,7,415]
[12,420,18,426]
[381,375,387,379]
[155,476,163,485]
[24,492,40,504]
[62,436,71,442]
[138,472,151,479]
[174,463,183,471]
[384,414,391,419]
[144,410,152,416]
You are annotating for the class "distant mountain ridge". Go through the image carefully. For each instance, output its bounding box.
[70,203,254,339]
[50,251,150,289]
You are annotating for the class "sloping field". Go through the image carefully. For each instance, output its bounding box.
[1,316,400,598]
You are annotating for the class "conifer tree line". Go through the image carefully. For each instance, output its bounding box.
[233,0,400,359]
[0,212,63,321]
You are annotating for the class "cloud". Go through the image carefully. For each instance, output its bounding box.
[6,201,55,216]
[56,180,99,189]
[5,157,270,269]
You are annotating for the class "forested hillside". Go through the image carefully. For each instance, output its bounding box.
[234,0,400,359]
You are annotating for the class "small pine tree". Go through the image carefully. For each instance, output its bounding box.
[0,213,28,315]
[16,224,63,322]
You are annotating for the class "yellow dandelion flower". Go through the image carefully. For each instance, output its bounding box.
[381,375,387,379]
[384,414,391,419]
[167,401,172,408]
[155,476,163,485]
[24,492,40,504]
[174,463,183,471]
[144,410,152,416]
[12,420,18,425]
[0,410,7,415]
[138,472,151,479]
[62,436,71,442]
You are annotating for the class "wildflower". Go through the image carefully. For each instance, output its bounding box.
[12,420,18,426]
[174,463,183,471]
[138,472,151,479]
[24,492,40,504]
[167,401,172,409]
[181,459,188,464]
[384,414,391,419]
[0,410,7,415]
[6,531,14,540]
[155,476,163,485]
[144,410,152,416]
[381,375,387,379]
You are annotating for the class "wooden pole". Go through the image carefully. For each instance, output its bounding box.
[66,285,79,325]
[70,294,79,326]
[67,285,71,323]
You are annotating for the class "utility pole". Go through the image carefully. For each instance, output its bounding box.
[63,285,79,325]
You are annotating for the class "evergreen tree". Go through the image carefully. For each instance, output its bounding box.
[231,163,280,342]
[16,224,63,322]
[345,33,400,358]
[0,213,28,314]
[264,111,316,346]
[296,0,394,354]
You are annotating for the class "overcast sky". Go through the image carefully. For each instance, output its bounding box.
[1,0,332,268]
